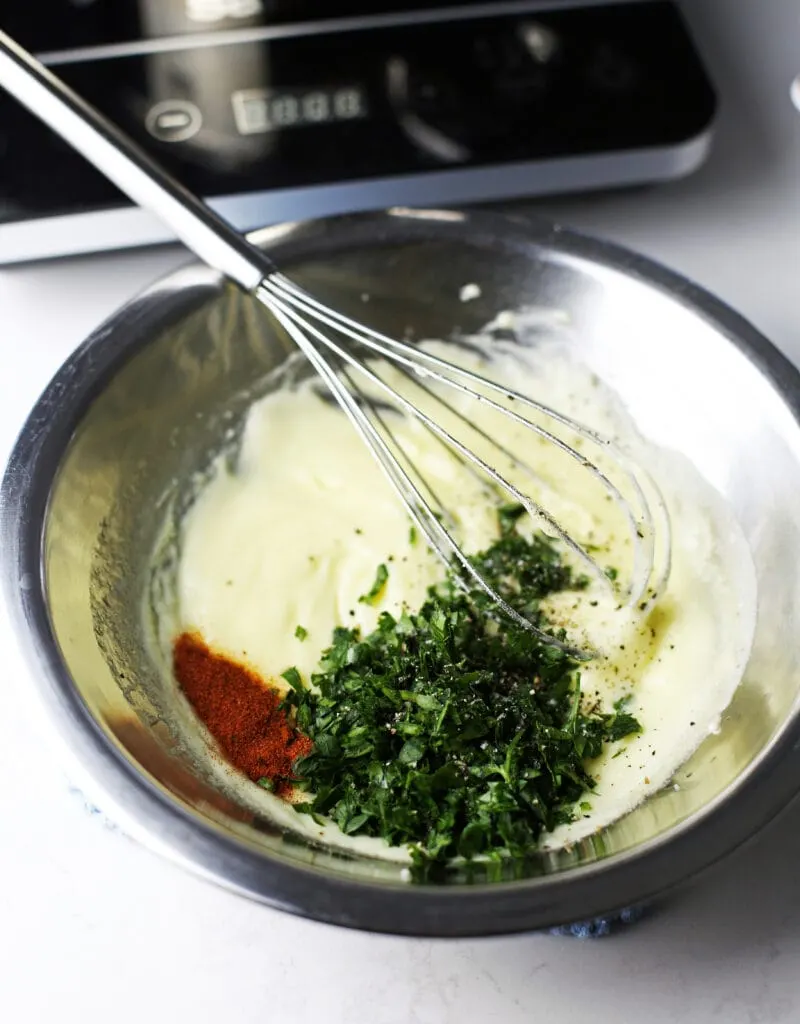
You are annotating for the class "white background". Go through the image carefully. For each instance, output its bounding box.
[2,1,800,1020]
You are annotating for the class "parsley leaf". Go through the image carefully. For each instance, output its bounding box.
[359,563,389,605]
[497,501,527,535]
[294,624,308,641]
[281,666,303,691]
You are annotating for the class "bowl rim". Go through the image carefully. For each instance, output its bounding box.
[4,206,800,938]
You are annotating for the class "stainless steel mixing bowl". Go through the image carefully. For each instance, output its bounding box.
[5,208,800,937]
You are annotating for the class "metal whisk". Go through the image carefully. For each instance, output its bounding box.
[0,31,671,650]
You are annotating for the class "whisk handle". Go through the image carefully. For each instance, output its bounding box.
[0,29,274,291]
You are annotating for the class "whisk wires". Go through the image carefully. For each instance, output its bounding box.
[258,275,672,654]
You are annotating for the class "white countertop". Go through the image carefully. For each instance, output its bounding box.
[3,3,800,1020]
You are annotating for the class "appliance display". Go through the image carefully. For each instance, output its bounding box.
[0,1,717,262]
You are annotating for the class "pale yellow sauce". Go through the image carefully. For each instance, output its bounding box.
[174,330,756,858]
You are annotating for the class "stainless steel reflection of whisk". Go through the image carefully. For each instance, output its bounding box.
[0,30,671,650]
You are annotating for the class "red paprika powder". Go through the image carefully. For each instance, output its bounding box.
[173,631,312,797]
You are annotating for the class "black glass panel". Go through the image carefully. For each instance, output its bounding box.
[0,3,715,225]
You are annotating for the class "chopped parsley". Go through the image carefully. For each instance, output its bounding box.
[359,562,389,605]
[294,624,308,641]
[282,506,640,875]
[281,666,302,690]
[605,695,640,741]
[497,501,527,535]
